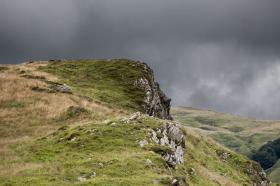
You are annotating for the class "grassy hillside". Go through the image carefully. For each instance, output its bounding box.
[0,115,268,186]
[39,59,148,112]
[268,160,280,183]
[0,60,271,185]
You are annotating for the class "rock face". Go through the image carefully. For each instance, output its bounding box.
[48,82,72,93]
[246,161,271,186]
[134,62,172,120]
[150,122,185,167]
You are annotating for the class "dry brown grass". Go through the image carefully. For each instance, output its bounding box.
[0,62,127,177]
[0,163,44,176]
[1,62,124,121]
[198,165,239,186]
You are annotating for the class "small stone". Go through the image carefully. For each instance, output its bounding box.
[145,159,153,166]
[122,112,142,123]
[171,179,179,186]
[77,176,86,182]
[220,152,230,161]
[98,163,104,168]
[111,122,117,127]
[189,168,196,175]
[128,112,141,121]
[103,119,111,124]
[90,172,96,178]
[139,139,148,147]
[50,83,72,93]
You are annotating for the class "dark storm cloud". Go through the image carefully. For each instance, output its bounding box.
[1,0,280,119]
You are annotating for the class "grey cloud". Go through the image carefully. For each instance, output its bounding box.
[1,0,280,119]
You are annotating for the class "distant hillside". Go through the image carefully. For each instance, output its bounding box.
[251,137,280,183]
[0,60,270,185]
[172,107,280,157]
[172,106,280,184]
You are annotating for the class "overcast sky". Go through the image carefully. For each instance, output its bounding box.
[1,0,280,119]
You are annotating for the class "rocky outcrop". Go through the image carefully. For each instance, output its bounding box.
[246,161,271,186]
[124,112,185,167]
[134,62,172,120]
[150,122,185,167]
[49,83,72,93]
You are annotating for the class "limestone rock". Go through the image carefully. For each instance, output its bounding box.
[139,139,148,147]
[50,83,72,93]
[220,152,231,161]
[77,176,86,182]
[171,179,179,186]
[128,112,141,121]
[134,63,172,120]
[247,161,271,186]
[150,122,185,167]
[122,112,142,123]
[145,159,153,166]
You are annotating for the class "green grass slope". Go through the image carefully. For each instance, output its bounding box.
[0,116,267,186]
[39,59,148,112]
[268,160,280,183]
[0,60,271,185]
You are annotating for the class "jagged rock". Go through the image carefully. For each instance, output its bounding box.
[50,83,72,93]
[134,63,172,120]
[122,112,142,123]
[150,122,185,167]
[247,161,271,186]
